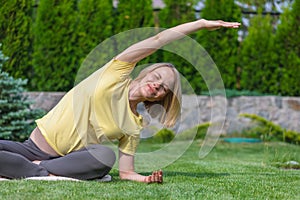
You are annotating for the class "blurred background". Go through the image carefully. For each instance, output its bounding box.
[0,0,299,143]
[0,0,298,95]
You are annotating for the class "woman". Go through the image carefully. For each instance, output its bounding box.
[0,19,240,183]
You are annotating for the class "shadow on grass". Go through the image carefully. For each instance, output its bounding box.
[109,171,230,179]
[163,171,230,178]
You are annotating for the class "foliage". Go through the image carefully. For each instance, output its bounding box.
[142,128,175,143]
[114,0,154,32]
[158,0,203,94]
[154,128,175,143]
[32,0,80,91]
[273,0,300,96]
[239,12,279,94]
[109,0,157,79]
[0,0,33,81]
[196,0,242,90]
[75,0,115,83]
[0,46,44,141]
[177,122,211,140]
[0,0,299,96]
[201,89,267,98]
[240,113,300,144]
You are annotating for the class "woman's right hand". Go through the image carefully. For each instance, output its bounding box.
[144,170,163,184]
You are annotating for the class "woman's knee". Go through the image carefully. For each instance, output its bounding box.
[0,140,8,150]
[87,145,116,168]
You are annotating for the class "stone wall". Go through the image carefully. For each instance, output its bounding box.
[25,92,300,133]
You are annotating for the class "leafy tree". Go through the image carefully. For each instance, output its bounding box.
[0,45,43,141]
[196,0,242,90]
[32,0,79,91]
[274,0,300,96]
[239,12,278,94]
[0,0,33,81]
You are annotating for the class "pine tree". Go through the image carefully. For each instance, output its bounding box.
[196,0,242,90]
[32,0,79,91]
[0,45,43,141]
[239,12,278,94]
[274,0,300,96]
[0,0,33,81]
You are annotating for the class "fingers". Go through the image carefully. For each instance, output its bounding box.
[219,20,241,28]
[158,170,163,183]
[146,170,163,184]
[204,20,241,31]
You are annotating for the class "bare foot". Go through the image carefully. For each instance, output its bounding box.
[32,160,55,176]
[32,160,41,165]
[49,174,56,176]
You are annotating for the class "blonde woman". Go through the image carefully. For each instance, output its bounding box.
[0,19,240,183]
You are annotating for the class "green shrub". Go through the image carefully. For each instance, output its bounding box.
[177,122,211,140]
[141,128,175,144]
[153,128,175,143]
[284,130,300,145]
[0,46,44,141]
[201,89,268,98]
[240,113,300,144]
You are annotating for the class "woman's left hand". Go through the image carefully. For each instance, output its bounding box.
[202,19,241,31]
[144,170,163,184]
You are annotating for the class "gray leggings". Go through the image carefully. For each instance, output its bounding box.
[0,139,116,180]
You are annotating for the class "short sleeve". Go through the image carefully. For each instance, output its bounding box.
[105,59,136,81]
[118,134,140,155]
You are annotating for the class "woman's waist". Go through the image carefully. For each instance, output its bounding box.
[30,127,60,157]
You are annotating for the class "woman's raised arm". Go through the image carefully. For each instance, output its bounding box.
[115,19,240,63]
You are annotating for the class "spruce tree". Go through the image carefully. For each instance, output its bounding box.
[0,45,43,141]
[32,0,79,91]
[239,12,278,94]
[274,0,300,96]
[0,0,33,81]
[196,0,242,90]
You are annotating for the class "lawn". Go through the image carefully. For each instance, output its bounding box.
[0,141,299,200]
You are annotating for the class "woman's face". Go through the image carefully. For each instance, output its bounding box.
[139,67,175,102]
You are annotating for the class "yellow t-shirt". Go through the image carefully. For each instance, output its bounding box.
[36,59,143,156]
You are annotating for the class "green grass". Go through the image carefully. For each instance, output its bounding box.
[1,141,299,200]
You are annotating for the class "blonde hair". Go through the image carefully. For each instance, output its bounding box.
[134,63,182,127]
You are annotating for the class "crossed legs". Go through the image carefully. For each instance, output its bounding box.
[0,139,116,180]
